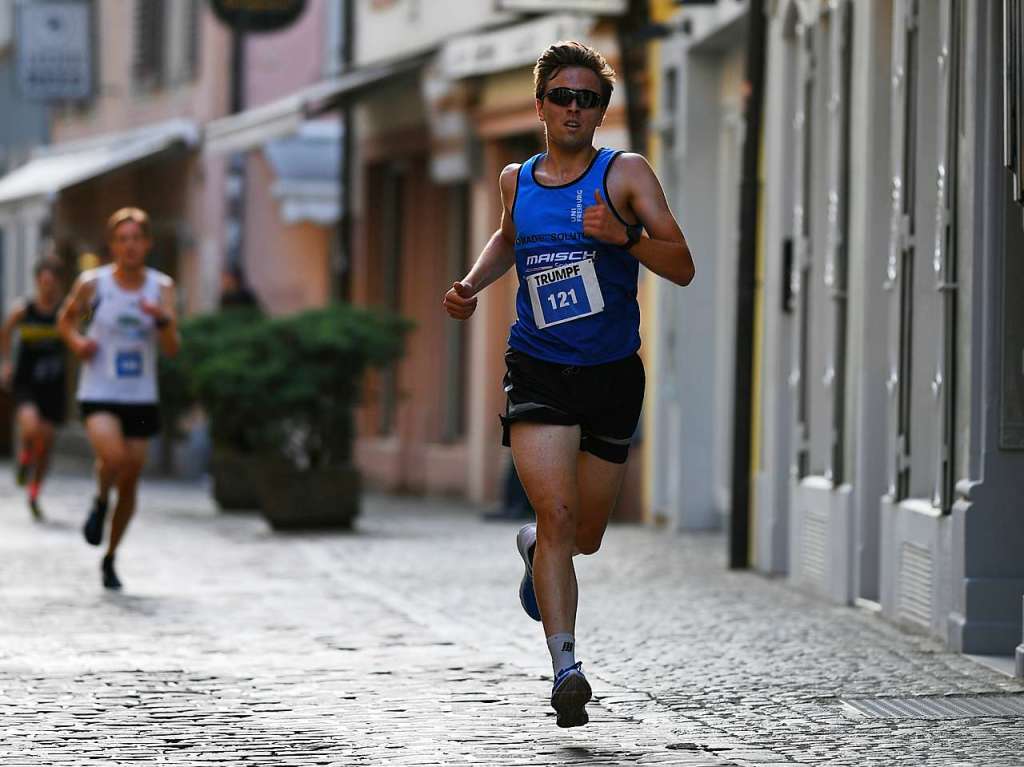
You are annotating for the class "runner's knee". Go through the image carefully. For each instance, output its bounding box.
[98,450,126,476]
[537,502,575,542]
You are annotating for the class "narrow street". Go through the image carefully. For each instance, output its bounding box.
[1,470,1022,766]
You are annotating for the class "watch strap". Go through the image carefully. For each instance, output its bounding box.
[623,223,643,250]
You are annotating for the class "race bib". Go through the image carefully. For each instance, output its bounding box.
[111,347,145,379]
[526,259,604,329]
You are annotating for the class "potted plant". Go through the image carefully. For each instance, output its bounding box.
[190,303,410,529]
[180,307,267,510]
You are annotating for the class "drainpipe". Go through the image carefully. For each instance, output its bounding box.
[226,15,248,277]
[729,0,767,569]
[335,0,355,302]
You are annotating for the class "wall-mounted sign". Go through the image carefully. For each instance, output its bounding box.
[440,13,593,80]
[209,0,307,33]
[497,0,626,13]
[16,1,93,102]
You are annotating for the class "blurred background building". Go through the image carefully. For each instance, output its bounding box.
[0,0,1020,674]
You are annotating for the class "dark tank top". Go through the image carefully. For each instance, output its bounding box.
[14,301,65,389]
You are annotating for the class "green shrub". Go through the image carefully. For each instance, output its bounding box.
[185,303,411,468]
[157,308,263,440]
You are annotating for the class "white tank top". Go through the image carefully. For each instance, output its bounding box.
[77,265,164,404]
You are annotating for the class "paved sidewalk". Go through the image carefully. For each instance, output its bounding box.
[0,471,1022,766]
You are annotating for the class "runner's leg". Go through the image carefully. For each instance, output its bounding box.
[574,450,628,556]
[85,413,124,505]
[15,404,40,483]
[510,422,580,636]
[30,421,56,487]
[106,439,147,558]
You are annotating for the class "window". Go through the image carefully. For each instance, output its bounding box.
[133,0,165,89]
[790,3,854,484]
[133,0,201,91]
[888,0,920,501]
[887,0,947,502]
[185,0,201,81]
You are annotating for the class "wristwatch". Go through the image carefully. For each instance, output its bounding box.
[622,222,643,250]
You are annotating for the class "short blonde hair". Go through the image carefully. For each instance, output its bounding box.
[534,41,616,107]
[106,207,151,240]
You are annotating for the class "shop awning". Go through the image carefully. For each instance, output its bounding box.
[264,121,342,225]
[203,56,424,156]
[0,119,199,208]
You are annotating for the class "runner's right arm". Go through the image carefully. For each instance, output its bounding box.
[442,164,519,320]
[0,301,27,388]
[57,276,99,361]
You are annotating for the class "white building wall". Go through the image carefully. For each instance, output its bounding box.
[650,3,748,531]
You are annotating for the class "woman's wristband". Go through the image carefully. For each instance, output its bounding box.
[154,315,171,330]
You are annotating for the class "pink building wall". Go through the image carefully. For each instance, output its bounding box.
[241,2,336,315]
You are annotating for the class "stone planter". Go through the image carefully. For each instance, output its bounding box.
[210,447,263,511]
[257,461,360,531]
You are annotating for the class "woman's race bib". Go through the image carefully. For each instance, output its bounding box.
[526,258,605,330]
[109,345,149,379]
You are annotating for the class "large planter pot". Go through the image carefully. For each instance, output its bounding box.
[257,461,360,531]
[210,447,263,511]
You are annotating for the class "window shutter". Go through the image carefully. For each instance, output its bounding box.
[186,0,201,81]
[133,0,165,89]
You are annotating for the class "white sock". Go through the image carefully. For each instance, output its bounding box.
[547,633,576,675]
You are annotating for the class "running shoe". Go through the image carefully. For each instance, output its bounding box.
[102,555,122,591]
[28,483,42,521]
[551,661,591,728]
[15,453,31,486]
[83,497,108,546]
[516,523,541,621]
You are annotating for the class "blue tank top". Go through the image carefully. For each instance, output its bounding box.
[508,147,641,365]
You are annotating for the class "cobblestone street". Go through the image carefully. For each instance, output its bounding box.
[1,470,1022,766]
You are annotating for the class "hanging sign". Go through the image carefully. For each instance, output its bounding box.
[16,1,93,102]
[209,0,307,33]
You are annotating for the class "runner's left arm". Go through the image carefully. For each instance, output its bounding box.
[150,279,180,358]
[586,154,695,287]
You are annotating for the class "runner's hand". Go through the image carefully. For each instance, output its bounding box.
[583,189,628,246]
[443,281,478,320]
[72,336,98,361]
[139,299,165,320]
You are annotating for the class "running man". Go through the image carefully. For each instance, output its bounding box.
[58,208,180,590]
[0,258,68,519]
[442,41,694,727]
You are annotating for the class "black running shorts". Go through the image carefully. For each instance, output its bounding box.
[79,401,162,440]
[500,348,645,464]
[14,383,67,425]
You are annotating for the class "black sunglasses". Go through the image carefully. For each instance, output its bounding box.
[541,87,604,110]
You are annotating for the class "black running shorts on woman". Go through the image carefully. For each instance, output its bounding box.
[79,401,161,440]
[500,348,644,464]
